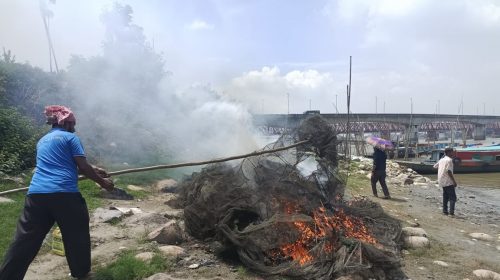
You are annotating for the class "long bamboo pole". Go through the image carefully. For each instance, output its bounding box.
[0,140,310,196]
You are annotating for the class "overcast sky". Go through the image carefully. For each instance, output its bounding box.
[1,0,499,115]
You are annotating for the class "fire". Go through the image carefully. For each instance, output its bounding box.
[271,205,377,266]
[316,207,377,245]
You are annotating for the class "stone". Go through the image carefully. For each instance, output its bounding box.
[336,276,365,280]
[110,206,143,215]
[405,220,420,227]
[433,260,449,267]
[163,209,184,219]
[127,185,144,191]
[404,178,414,185]
[100,187,134,200]
[109,206,142,216]
[0,197,14,203]
[188,263,200,269]
[155,179,178,193]
[402,227,428,237]
[469,233,494,242]
[148,220,185,245]
[414,176,427,183]
[404,236,430,248]
[92,208,124,223]
[135,252,154,262]
[472,269,500,280]
[144,273,175,280]
[158,245,186,257]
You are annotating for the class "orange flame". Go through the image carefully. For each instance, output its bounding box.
[272,205,377,266]
[315,207,377,245]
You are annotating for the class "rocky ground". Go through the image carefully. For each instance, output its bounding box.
[19,160,500,280]
[350,157,500,280]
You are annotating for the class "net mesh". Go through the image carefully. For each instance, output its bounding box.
[176,116,406,279]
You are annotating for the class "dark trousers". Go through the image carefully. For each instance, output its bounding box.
[0,192,90,280]
[371,170,390,197]
[442,185,457,215]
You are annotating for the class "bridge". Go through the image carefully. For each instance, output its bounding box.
[253,113,500,140]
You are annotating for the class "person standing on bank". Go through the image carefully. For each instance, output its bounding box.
[433,147,457,216]
[0,105,114,280]
[371,146,391,199]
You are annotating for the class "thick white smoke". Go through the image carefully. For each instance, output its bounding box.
[64,3,262,168]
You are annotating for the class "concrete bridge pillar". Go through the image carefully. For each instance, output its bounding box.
[410,125,419,144]
[473,124,486,140]
[467,129,474,139]
[426,131,438,141]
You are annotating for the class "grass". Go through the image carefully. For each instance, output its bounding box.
[79,180,105,210]
[0,182,25,263]
[0,171,171,265]
[93,250,172,280]
[110,167,195,186]
[79,178,150,206]
[0,177,31,262]
[236,265,250,278]
[346,172,370,193]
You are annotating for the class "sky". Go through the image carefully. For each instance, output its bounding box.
[1,0,500,115]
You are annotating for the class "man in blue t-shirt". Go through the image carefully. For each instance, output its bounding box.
[0,105,114,280]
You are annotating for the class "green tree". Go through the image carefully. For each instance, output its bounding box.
[0,50,56,173]
[0,107,44,174]
[0,55,64,125]
[65,3,168,165]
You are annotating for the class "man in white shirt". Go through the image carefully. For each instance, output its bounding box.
[433,147,458,216]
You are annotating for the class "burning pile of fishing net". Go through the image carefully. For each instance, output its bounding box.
[176,116,406,279]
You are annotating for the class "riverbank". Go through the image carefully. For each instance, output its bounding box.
[349,157,500,279]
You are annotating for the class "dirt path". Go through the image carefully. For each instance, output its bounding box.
[24,192,169,280]
[24,192,262,280]
[24,169,500,280]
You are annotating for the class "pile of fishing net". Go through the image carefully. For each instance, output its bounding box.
[176,116,407,279]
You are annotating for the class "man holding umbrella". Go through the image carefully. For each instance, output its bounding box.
[367,136,392,199]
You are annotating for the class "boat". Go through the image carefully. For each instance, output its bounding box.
[395,145,500,174]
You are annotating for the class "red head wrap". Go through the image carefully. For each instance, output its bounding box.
[44,105,76,125]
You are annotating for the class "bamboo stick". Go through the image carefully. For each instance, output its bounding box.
[0,139,310,196]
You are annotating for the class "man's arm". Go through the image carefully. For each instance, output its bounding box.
[445,159,457,187]
[74,156,114,191]
[447,170,457,187]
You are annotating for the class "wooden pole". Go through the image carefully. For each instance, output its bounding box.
[0,140,310,196]
[346,56,352,159]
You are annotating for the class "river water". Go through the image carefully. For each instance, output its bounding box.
[424,137,500,189]
[427,173,500,188]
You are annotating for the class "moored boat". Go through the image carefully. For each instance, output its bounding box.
[395,145,500,174]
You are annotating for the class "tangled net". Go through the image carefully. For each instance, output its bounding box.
[177,116,407,279]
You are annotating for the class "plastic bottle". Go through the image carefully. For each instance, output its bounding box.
[51,226,65,256]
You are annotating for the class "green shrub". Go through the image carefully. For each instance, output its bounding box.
[0,107,44,174]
